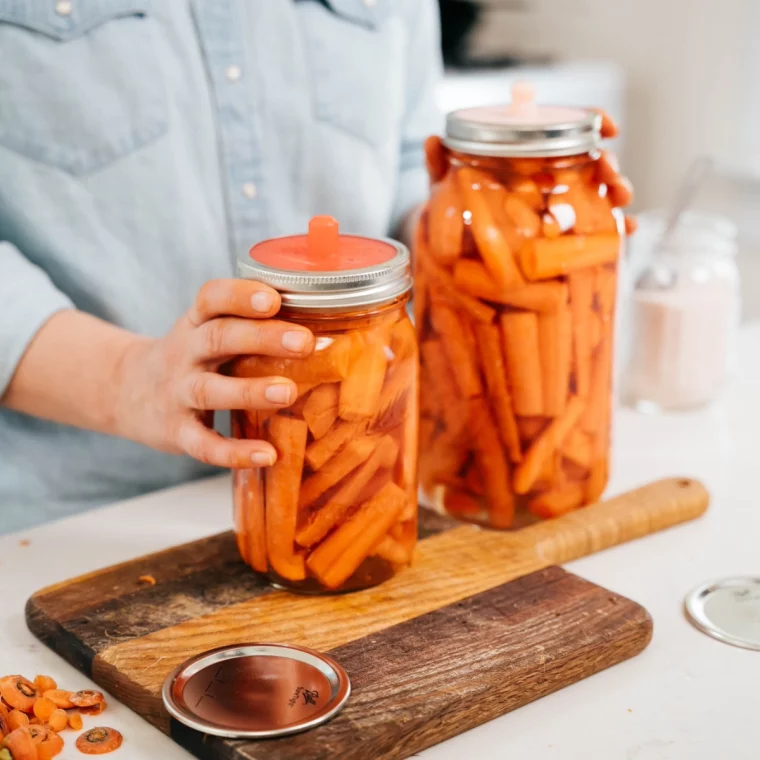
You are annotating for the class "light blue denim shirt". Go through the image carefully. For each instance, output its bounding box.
[0,0,442,533]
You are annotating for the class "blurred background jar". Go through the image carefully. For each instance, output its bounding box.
[623,211,740,412]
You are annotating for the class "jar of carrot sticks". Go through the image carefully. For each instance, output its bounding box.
[416,83,625,529]
[230,216,418,593]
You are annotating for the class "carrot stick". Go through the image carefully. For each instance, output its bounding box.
[513,396,585,494]
[529,481,586,518]
[390,317,417,362]
[563,428,593,470]
[588,310,603,349]
[453,259,565,311]
[569,270,594,396]
[303,383,339,439]
[299,435,377,509]
[419,340,467,438]
[470,398,514,528]
[243,470,267,573]
[306,481,408,589]
[504,193,542,238]
[538,290,571,417]
[421,254,496,323]
[397,370,419,499]
[428,172,464,266]
[586,456,609,503]
[500,311,543,416]
[507,177,543,211]
[516,415,549,444]
[419,431,469,491]
[519,233,620,281]
[581,329,613,435]
[474,322,522,462]
[265,416,308,581]
[371,359,415,430]
[414,226,431,330]
[444,488,483,517]
[296,436,398,547]
[305,419,364,471]
[595,265,617,316]
[431,304,483,399]
[456,167,524,289]
[373,534,410,565]
[339,336,388,421]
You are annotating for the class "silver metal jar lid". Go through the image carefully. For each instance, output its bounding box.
[162,643,351,738]
[684,576,760,651]
[239,216,412,312]
[443,81,602,158]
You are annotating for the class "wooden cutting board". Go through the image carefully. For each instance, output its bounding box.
[26,478,708,760]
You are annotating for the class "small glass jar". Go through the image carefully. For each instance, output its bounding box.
[417,84,624,528]
[624,211,740,412]
[230,216,418,594]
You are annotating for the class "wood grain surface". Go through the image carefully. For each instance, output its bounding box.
[26,477,708,759]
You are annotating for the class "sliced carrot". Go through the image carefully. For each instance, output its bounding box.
[67,712,83,731]
[42,691,73,711]
[77,700,107,716]
[504,193,542,238]
[69,691,104,709]
[428,172,464,266]
[581,330,613,436]
[303,383,339,439]
[6,711,29,732]
[568,270,594,397]
[390,317,417,362]
[419,340,468,439]
[305,420,364,471]
[296,436,398,547]
[563,428,593,471]
[538,296,572,417]
[519,233,620,281]
[529,482,586,518]
[420,254,496,324]
[35,727,65,760]
[32,677,56,695]
[306,482,407,589]
[76,727,123,755]
[370,359,415,430]
[2,727,37,760]
[47,710,67,734]
[373,535,410,565]
[431,303,482,399]
[240,469,267,573]
[265,415,309,582]
[424,135,447,183]
[500,311,543,416]
[473,322,521,462]
[339,334,388,422]
[0,677,38,714]
[0,701,9,737]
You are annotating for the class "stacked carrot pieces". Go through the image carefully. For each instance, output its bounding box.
[0,674,121,758]
[231,308,418,591]
[417,143,619,528]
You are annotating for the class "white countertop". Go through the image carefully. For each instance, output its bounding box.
[2,325,759,760]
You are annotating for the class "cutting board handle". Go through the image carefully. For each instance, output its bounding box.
[521,477,709,565]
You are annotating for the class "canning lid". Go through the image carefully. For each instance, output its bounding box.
[684,577,760,651]
[444,81,602,158]
[162,643,351,738]
[239,215,412,311]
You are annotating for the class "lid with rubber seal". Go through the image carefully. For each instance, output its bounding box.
[238,216,412,312]
[444,81,602,158]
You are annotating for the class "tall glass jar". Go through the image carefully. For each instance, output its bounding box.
[417,85,624,528]
[230,217,418,593]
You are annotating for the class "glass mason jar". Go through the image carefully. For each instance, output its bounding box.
[229,216,418,593]
[416,85,624,528]
[624,211,740,412]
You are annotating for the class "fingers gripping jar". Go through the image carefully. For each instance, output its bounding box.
[230,216,418,593]
[416,83,623,529]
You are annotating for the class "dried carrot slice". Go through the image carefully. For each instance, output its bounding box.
[69,691,104,709]
[504,193,541,238]
[305,419,364,471]
[513,396,585,494]
[0,677,37,714]
[76,727,123,755]
[500,312,543,416]
[42,692,73,710]
[568,270,594,396]
[67,712,83,731]
[6,711,29,732]
[373,535,409,565]
[32,677,56,695]
[306,481,407,589]
[538,296,572,417]
[431,303,482,399]
[47,710,67,733]
[420,254,496,324]
[519,233,620,281]
[457,168,524,289]
[428,172,464,266]
[529,482,586,519]
[424,135,447,183]
[32,698,56,723]
[339,335,388,422]
[473,323,521,462]
[296,436,398,547]
[303,383,339,439]
[265,415,309,581]
[2,728,37,760]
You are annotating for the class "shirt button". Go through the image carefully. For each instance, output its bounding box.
[55,0,73,15]
[225,65,242,82]
[241,182,257,199]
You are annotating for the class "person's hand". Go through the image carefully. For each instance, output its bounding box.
[115,279,314,468]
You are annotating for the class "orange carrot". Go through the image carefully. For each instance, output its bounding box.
[457,168,524,288]
[529,481,586,519]
[419,431,469,492]
[444,488,483,517]
[414,241,431,330]
[504,193,542,238]
[303,383,339,439]
[41,691,73,710]
[68,712,83,731]
[6,711,29,732]
[542,212,561,239]
[0,677,37,713]
[595,265,617,317]
[464,461,485,496]
[519,233,620,281]
[2,727,37,760]
[431,304,482,399]
[76,727,123,755]
[307,481,408,589]
[588,310,603,349]
[47,709,67,733]
[265,416,309,581]
[424,135,447,183]
[474,322,521,462]
[296,436,398,547]
[339,335,388,421]
[419,341,467,438]
[241,470,267,573]
[32,677,56,695]
[390,317,417,362]
[299,435,377,509]
[562,428,593,470]
[513,396,585,494]
[371,359,415,430]
[538,291,571,417]
[581,331,613,435]
[586,456,609,503]
[421,254,496,323]
[516,416,549,444]
[305,419,364,471]
[569,270,594,396]
[500,312,543,416]
[32,698,55,723]
[397,372,419,500]
[453,259,565,311]
[428,172,464,265]
[68,690,104,709]
[507,177,543,211]
[373,534,410,565]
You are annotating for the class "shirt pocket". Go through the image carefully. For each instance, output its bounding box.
[0,0,167,176]
[295,0,406,149]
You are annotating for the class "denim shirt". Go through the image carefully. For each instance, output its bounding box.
[0,0,442,532]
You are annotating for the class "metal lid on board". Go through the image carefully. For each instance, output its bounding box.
[444,81,602,158]
[162,643,351,738]
[239,216,412,312]
[684,576,760,651]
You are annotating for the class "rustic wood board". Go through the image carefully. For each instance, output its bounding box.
[26,478,709,760]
